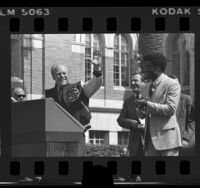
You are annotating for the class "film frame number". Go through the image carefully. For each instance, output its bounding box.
[21,8,50,16]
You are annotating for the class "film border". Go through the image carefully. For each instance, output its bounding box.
[0,6,199,185]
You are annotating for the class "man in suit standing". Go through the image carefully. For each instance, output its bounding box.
[117,73,146,156]
[136,52,182,156]
[169,75,195,155]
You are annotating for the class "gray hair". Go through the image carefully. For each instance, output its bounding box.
[51,64,68,77]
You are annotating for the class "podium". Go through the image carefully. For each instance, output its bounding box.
[11,98,85,157]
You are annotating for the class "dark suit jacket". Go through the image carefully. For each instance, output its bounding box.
[117,95,145,156]
[179,104,195,156]
[45,82,91,126]
[176,94,193,141]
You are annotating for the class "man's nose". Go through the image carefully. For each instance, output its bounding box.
[60,73,65,78]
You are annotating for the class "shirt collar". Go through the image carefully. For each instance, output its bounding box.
[133,91,142,99]
[55,83,65,91]
[152,73,165,87]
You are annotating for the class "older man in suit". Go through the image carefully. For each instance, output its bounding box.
[45,56,102,131]
[117,73,146,156]
[136,52,182,156]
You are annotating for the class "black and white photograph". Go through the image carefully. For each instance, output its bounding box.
[10,33,195,157]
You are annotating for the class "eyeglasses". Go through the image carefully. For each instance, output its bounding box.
[16,95,26,98]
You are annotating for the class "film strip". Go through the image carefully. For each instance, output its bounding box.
[0,6,199,186]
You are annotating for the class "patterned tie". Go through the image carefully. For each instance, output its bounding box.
[57,87,64,104]
[149,83,155,99]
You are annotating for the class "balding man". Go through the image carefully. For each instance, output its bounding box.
[45,58,102,131]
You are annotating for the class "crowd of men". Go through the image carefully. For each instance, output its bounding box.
[11,52,195,156]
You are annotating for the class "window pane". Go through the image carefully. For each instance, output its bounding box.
[114,35,119,49]
[121,36,128,51]
[114,35,120,86]
[85,60,92,82]
[118,132,129,145]
[96,140,100,145]
[114,59,119,65]
[114,80,119,86]
[121,53,129,65]
[89,131,107,145]
[114,66,119,75]
[114,34,130,87]
[85,34,91,46]
[114,51,119,65]
[85,35,92,82]
[114,51,119,59]
[114,64,120,86]
[85,48,91,59]
[93,34,101,49]
[121,67,128,87]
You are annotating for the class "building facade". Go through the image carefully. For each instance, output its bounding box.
[11,33,194,146]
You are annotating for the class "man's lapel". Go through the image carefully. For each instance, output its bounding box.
[142,83,151,101]
[152,75,167,102]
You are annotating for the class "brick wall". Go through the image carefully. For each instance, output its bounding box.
[45,34,74,89]
[32,48,43,94]
[70,53,85,83]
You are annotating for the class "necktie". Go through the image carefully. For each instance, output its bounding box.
[57,87,64,104]
[149,83,155,99]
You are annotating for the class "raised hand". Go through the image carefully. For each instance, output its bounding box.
[88,49,102,71]
[88,57,100,66]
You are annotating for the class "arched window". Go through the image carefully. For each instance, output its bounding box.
[113,34,130,87]
[85,34,102,82]
[172,35,190,90]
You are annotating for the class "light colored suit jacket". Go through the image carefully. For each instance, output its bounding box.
[143,74,183,150]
